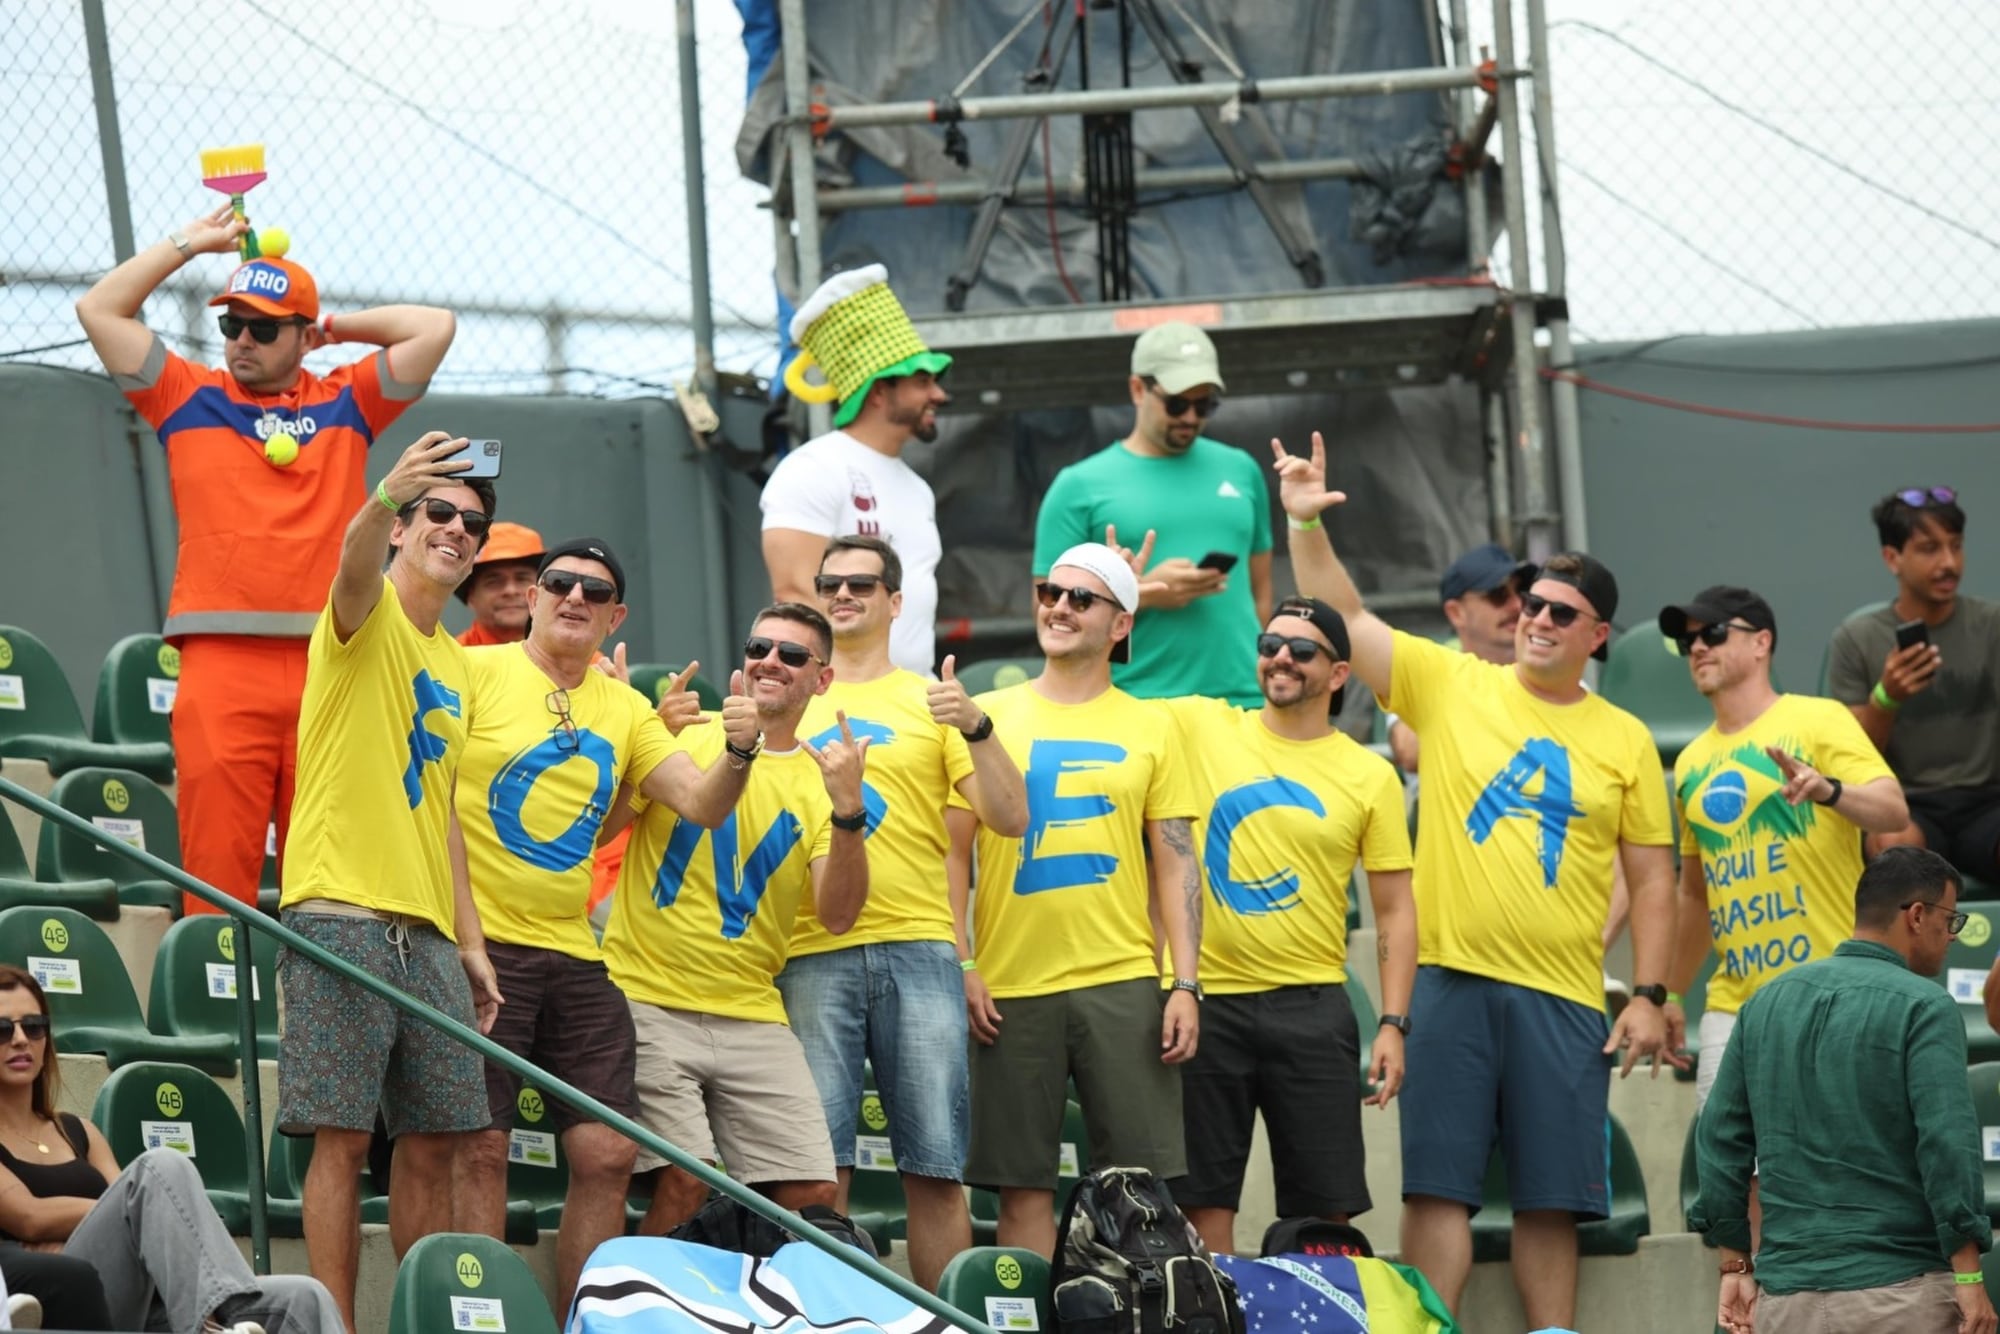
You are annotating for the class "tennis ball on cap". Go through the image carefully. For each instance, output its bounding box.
[264,435,299,467]
[258,226,291,258]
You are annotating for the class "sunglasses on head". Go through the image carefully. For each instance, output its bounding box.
[1897,486,1957,508]
[814,573,884,598]
[0,1015,50,1043]
[545,689,579,754]
[1673,621,1757,656]
[744,636,824,669]
[217,314,306,344]
[1036,581,1109,613]
[1145,381,1222,419]
[402,497,492,540]
[1520,591,1599,629]
[540,571,617,605]
[1257,633,1330,664]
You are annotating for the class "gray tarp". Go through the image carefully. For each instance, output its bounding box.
[735,0,1495,630]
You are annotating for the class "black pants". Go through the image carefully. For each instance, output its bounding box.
[0,1240,113,1330]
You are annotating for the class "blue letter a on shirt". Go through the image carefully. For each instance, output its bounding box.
[1466,737,1583,888]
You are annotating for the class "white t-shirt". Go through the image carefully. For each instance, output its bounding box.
[759,430,940,675]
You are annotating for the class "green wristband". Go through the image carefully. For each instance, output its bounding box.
[1286,514,1323,532]
[960,959,978,972]
[1871,680,1902,711]
[1666,991,1683,1006]
[375,479,400,513]
[1957,1271,1983,1286]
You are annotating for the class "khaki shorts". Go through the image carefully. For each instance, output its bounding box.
[627,1001,835,1185]
[1759,1272,1959,1334]
[966,977,1185,1191]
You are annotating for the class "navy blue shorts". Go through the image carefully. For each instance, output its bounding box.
[1399,966,1612,1219]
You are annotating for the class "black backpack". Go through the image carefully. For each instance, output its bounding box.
[1052,1166,1245,1334]
[668,1192,878,1260]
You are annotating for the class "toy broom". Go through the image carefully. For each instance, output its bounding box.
[200,143,268,259]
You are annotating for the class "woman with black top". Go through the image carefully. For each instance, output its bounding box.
[0,964,344,1333]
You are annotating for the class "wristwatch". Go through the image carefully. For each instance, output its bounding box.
[168,229,193,258]
[1813,776,1844,807]
[831,808,868,833]
[725,735,762,770]
[961,714,995,743]
[1631,984,1669,1006]
[1719,1257,1754,1276]
[1379,1013,1412,1036]
[1171,977,1204,1002]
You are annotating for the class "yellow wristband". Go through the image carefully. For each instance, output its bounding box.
[375,479,400,513]
[960,959,977,972]
[1872,681,1902,711]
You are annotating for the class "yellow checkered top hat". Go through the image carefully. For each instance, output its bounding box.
[784,264,952,429]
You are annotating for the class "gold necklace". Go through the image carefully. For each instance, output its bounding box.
[0,1117,50,1155]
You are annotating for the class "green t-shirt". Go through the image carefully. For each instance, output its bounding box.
[1033,438,1273,705]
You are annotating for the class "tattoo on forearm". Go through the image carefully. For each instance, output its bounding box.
[1160,818,1202,955]
[1379,937,1389,964]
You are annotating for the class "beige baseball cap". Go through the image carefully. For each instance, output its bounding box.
[1131,321,1225,394]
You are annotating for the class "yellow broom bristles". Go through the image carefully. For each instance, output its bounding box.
[199,143,267,192]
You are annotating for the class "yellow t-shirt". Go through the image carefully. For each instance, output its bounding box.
[1675,694,1891,1014]
[1387,632,1672,1009]
[790,670,974,956]
[1166,696,1412,994]
[283,578,471,937]
[455,646,679,960]
[965,683,1199,1000]
[602,727,834,1024]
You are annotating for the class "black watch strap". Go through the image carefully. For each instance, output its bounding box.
[1813,776,1843,807]
[831,808,868,833]
[1379,1013,1411,1035]
[962,714,995,743]
[1631,984,1669,1006]
[726,740,760,764]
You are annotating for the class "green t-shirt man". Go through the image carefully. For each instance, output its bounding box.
[1034,434,1272,704]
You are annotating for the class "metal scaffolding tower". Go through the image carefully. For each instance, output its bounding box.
[771,0,1587,560]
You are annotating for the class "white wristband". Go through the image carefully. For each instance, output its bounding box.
[318,312,338,342]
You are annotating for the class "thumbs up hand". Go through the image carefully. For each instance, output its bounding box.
[927,655,985,734]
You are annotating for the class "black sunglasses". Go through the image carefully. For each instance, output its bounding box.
[1520,591,1599,629]
[1896,487,1957,508]
[401,497,492,540]
[540,571,617,605]
[0,1015,50,1043]
[1903,899,1969,936]
[814,573,885,598]
[546,689,579,754]
[1476,581,1523,608]
[1673,621,1757,656]
[744,636,825,669]
[217,314,307,345]
[1036,581,1109,613]
[1257,633,1329,664]
[1144,380,1222,419]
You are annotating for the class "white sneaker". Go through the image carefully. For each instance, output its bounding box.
[8,1291,43,1330]
[201,1322,265,1334]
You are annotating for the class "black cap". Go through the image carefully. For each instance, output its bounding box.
[1533,552,1619,661]
[1270,596,1352,715]
[1658,586,1778,652]
[1439,543,1538,604]
[537,537,627,603]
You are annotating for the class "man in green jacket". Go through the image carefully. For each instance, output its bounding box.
[1692,845,1995,1334]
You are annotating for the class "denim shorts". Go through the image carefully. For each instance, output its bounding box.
[775,939,970,1181]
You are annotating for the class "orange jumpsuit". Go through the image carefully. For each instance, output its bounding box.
[124,347,416,913]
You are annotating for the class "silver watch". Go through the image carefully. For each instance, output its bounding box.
[169,230,193,258]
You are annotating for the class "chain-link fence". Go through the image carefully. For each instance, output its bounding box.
[1473,0,1999,342]
[3,0,780,395]
[5,0,1994,390]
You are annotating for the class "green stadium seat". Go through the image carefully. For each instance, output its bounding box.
[1470,1114,1650,1261]
[37,767,182,912]
[388,1232,560,1334]
[0,906,238,1074]
[91,634,179,761]
[627,662,725,712]
[0,797,116,920]
[846,1088,907,1252]
[90,1061,254,1232]
[1598,629,1709,767]
[147,915,281,1061]
[971,1100,1088,1246]
[0,626,174,782]
[956,658,1042,696]
[265,1130,392,1239]
[1675,952,1721,1083]
[508,1082,571,1231]
[1344,972,1379,1097]
[1969,1064,2000,1225]
[1945,919,2000,1063]
[938,1247,1053,1332]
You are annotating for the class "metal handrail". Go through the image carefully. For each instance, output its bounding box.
[1,775,994,1334]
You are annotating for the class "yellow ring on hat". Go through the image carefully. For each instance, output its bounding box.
[783,352,841,404]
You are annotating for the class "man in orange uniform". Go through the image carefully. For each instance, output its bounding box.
[455,523,546,647]
[76,203,456,914]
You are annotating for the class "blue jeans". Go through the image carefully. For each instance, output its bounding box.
[776,939,970,1180]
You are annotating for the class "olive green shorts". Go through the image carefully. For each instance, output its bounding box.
[966,977,1185,1191]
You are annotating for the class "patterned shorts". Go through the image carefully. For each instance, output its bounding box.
[275,910,487,1138]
